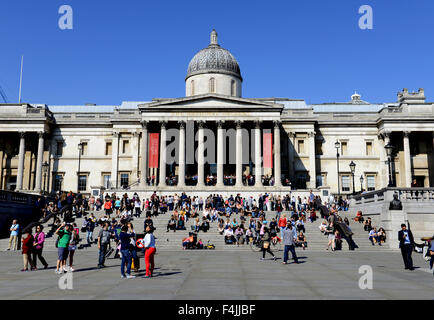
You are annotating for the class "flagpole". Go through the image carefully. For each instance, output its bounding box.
[18,55,23,104]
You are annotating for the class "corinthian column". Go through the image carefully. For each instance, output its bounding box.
[236,121,243,187]
[254,121,262,187]
[197,121,205,187]
[273,121,282,187]
[403,131,412,187]
[111,132,120,189]
[16,132,26,191]
[308,131,316,189]
[139,121,148,187]
[34,131,45,192]
[178,121,186,187]
[216,121,224,187]
[159,121,167,186]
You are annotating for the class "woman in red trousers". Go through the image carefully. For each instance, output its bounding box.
[143,225,156,278]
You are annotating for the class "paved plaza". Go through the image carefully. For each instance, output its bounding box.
[0,249,433,300]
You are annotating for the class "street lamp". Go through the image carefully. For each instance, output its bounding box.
[349,161,356,195]
[335,140,340,196]
[384,143,394,187]
[360,175,364,193]
[42,161,49,194]
[77,143,83,192]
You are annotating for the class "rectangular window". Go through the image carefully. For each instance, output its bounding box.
[341,142,347,156]
[366,142,372,156]
[122,140,129,154]
[103,174,111,189]
[120,173,129,188]
[78,175,87,191]
[297,140,304,154]
[105,142,112,155]
[54,174,63,191]
[367,175,375,191]
[56,142,63,156]
[80,142,88,156]
[341,175,350,192]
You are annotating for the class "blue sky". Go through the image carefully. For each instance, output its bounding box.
[1,0,433,105]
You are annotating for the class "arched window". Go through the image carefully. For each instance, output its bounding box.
[231,80,236,96]
[209,77,215,93]
[190,80,195,96]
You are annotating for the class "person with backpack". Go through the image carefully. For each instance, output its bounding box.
[98,222,111,268]
[85,217,95,245]
[119,225,135,279]
[32,224,48,269]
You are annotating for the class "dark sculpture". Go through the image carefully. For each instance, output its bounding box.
[389,193,402,210]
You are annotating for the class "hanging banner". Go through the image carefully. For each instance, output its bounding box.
[148,133,160,168]
[263,132,273,168]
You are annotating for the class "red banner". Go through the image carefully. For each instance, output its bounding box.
[148,133,159,168]
[263,132,273,168]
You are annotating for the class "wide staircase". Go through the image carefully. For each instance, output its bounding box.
[0,208,394,252]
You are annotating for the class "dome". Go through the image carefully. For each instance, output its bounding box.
[186,30,242,81]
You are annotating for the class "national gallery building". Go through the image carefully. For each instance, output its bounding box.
[1,30,434,197]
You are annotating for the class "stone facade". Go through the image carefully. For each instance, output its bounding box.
[1,31,434,198]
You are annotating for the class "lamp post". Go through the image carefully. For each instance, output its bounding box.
[384,143,394,187]
[77,143,83,192]
[349,161,356,195]
[360,175,364,193]
[335,140,340,196]
[42,161,49,194]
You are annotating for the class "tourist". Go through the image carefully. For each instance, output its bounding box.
[296,231,307,250]
[378,227,387,244]
[32,225,48,269]
[6,219,19,251]
[234,226,244,246]
[326,223,335,251]
[144,225,156,278]
[260,226,276,261]
[319,220,328,233]
[98,222,111,268]
[427,235,434,274]
[55,222,72,274]
[21,229,35,271]
[281,222,298,264]
[104,198,112,217]
[119,225,135,279]
[369,227,381,246]
[364,217,372,232]
[296,216,305,233]
[68,225,79,272]
[398,224,415,270]
[224,225,235,244]
[167,215,177,232]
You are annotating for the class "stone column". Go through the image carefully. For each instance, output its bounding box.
[273,121,282,187]
[139,121,148,187]
[235,120,243,187]
[15,132,26,191]
[308,131,316,189]
[197,121,205,187]
[379,131,390,188]
[254,121,262,187]
[287,132,295,184]
[111,132,120,189]
[178,121,186,187]
[403,131,412,187]
[216,120,224,187]
[159,121,167,186]
[34,131,44,192]
[132,132,139,181]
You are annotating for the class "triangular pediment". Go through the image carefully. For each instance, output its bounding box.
[138,94,283,111]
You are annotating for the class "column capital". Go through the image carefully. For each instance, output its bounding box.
[287,131,295,138]
[132,131,140,138]
[18,131,26,138]
[308,131,316,138]
[178,120,186,129]
[140,120,148,129]
[37,131,45,138]
[197,120,205,129]
[159,120,168,128]
[254,120,262,129]
[216,120,225,129]
[273,120,281,128]
[403,131,411,138]
[235,120,243,129]
[112,131,120,138]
